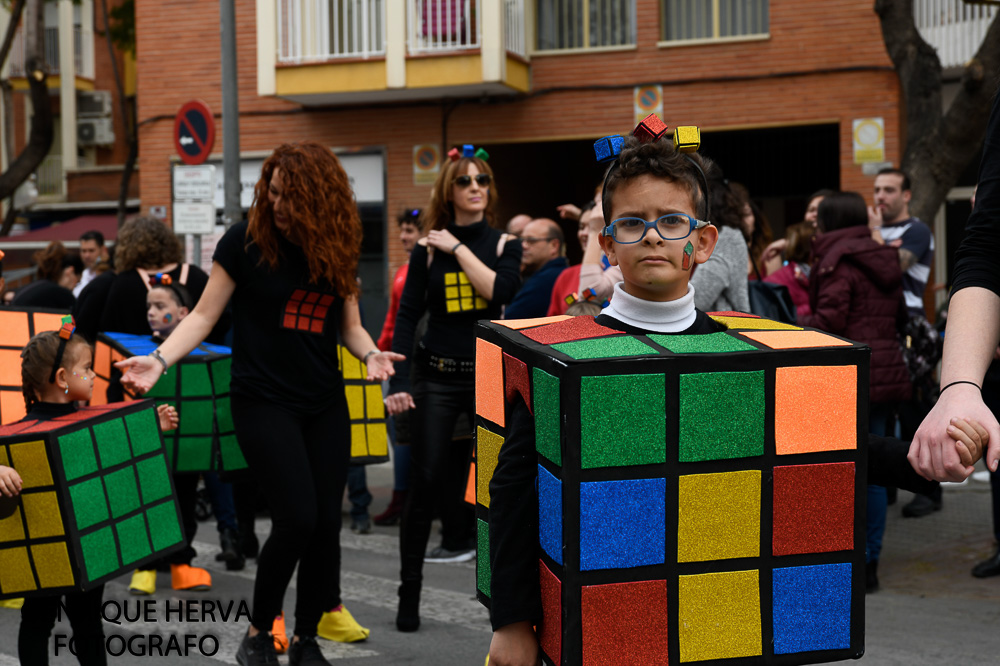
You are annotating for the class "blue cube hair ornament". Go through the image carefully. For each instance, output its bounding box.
[462,144,475,158]
[594,135,624,163]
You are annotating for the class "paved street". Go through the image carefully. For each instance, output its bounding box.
[1,459,999,665]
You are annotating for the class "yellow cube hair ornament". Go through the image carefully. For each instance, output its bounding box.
[674,126,702,153]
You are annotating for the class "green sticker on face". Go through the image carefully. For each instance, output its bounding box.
[683,241,694,270]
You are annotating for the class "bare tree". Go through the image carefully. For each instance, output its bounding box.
[0,0,52,236]
[876,0,1000,222]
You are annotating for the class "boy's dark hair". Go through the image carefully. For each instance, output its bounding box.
[149,281,193,310]
[79,230,105,246]
[817,191,868,232]
[21,331,90,410]
[876,167,911,192]
[397,208,421,227]
[602,134,713,224]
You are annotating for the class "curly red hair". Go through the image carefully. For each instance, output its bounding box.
[248,143,361,298]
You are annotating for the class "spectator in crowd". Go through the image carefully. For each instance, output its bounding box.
[12,241,82,308]
[763,221,815,319]
[372,208,423,527]
[73,230,108,297]
[799,191,912,593]
[805,188,834,228]
[548,201,598,315]
[690,170,750,312]
[732,183,779,278]
[506,214,531,238]
[385,151,521,633]
[506,218,567,319]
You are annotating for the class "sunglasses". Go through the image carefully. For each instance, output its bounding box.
[454,173,492,188]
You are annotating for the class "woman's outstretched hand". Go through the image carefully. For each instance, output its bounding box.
[365,351,404,382]
[116,355,163,395]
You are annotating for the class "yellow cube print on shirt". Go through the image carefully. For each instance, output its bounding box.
[444,272,488,313]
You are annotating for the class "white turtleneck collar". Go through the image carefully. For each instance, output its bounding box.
[600,283,697,333]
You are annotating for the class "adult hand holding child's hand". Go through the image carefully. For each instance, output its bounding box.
[115,355,163,395]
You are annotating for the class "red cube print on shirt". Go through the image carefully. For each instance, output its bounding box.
[282,288,335,335]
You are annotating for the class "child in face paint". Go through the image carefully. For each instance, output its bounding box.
[146,280,192,339]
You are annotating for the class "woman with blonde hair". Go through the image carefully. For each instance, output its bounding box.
[385,149,522,632]
[118,142,403,666]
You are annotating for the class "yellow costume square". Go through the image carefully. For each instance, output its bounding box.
[678,570,761,662]
[350,424,367,457]
[10,440,53,489]
[460,285,473,298]
[31,542,75,588]
[476,428,504,508]
[445,286,459,299]
[0,547,37,594]
[458,273,470,285]
[446,300,460,313]
[0,505,25,542]
[345,386,365,420]
[365,424,388,456]
[678,471,760,562]
[461,299,474,311]
[364,385,384,419]
[709,316,802,331]
[23,492,65,539]
[445,273,458,285]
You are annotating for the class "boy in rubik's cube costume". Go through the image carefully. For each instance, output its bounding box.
[480,117,961,666]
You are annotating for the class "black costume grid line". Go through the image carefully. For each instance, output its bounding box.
[0,306,72,423]
[0,401,184,600]
[474,321,868,666]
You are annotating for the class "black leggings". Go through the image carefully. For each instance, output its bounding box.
[230,394,350,637]
[19,586,106,666]
[399,372,475,586]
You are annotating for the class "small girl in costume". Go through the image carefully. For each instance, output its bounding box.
[128,274,214,596]
[9,325,175,666]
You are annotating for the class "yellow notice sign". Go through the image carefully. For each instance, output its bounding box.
[853,118,885,164]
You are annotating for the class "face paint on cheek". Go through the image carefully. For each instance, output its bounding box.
[682,241,694,270]
[162,313,172,324]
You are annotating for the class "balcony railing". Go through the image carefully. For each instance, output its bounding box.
[9,26,93,78]
[277,0,386,63]
[505,0,526,57]
[915,0,998,69]
[407,0,481,54]
[36,154,63,197]
[661,0,768,42]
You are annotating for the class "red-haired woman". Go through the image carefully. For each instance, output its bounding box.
[118,143,402,666]
[384,151,522,632]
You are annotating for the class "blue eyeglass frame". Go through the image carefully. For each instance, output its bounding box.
[601,213,710,244]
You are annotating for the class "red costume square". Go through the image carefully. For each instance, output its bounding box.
[521,317,619,345]
[539,561,561,665]
[581,579,668,665]
[773,463,854,556]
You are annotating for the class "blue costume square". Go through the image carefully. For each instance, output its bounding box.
[579,478,665,570]
[538,465,563,564]
[773,563,852,654]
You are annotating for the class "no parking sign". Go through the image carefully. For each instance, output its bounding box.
[413,144,440,185]
[634,85,663,124]
[174,100,216,166]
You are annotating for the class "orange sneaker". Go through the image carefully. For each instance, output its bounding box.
[170,564,212,591]
[272,613,289,654]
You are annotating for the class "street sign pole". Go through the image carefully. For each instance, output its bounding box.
[221,0,241,230]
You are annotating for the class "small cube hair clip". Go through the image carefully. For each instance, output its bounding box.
[462,144,475,158]
[58,315,75,341]
[447,148,461,162]
[149,273,173,287]
[448,145,490,162]
[633,113,668,144]
[673,126,701,153]
[593,135,625,163]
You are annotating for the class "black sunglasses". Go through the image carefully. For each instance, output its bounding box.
[454,173,491,188]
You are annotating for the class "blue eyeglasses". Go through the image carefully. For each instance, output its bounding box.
[601,213,711,244]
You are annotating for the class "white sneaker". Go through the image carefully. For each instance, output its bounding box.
[424,545,476,563]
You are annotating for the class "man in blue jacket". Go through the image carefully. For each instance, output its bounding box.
[505,218,568,319]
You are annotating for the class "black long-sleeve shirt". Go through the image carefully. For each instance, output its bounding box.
[953,90,1000,296]
[389,220,521,394]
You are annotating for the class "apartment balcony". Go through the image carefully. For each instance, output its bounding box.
[8,25,96,91]
[260,0,530,105]
[915,0,997,70]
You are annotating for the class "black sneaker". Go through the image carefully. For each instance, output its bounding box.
[236,630,278,666]
[216,527,240,562]
[288,636,331,666]
[902,486,942,518]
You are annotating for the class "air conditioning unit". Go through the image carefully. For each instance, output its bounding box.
[78,117,115,145]
[78,90,112,118]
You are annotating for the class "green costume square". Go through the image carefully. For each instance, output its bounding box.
[69,477,109,530]
[93,419,131,469]
[178,400,214,436]
[175,437,214,472]
[215,396,234,432]
[552,336,658,360]
[181,363,213,397]
[580,374,665,468]
[679,371,765,461]
[477,518,490,597]
[147,501,183,551]
[136,455,172,503]
[218,434,246,470]
[58,428,97,481]
[104,467,141,519]
[650,332,758,354]
[144,366,177,399]
[125,409,161,456]
[533,368,561,465]
[210,357,232,393]
[115,514,151,565]
[80,526,120,583]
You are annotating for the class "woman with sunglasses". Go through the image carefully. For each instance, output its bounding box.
[384,151,522,632]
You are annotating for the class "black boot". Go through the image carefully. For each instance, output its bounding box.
[972,546,1000,578]
[902,485,942,518]
[396,582,420,632]
[217,527,241,562]
[866,560,879,593]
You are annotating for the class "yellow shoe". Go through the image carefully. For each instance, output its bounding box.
[0,598,24,609]
[317,604,370,643]
[129,570,156,595]
[272,613,289,654]
[170,564,211,591]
